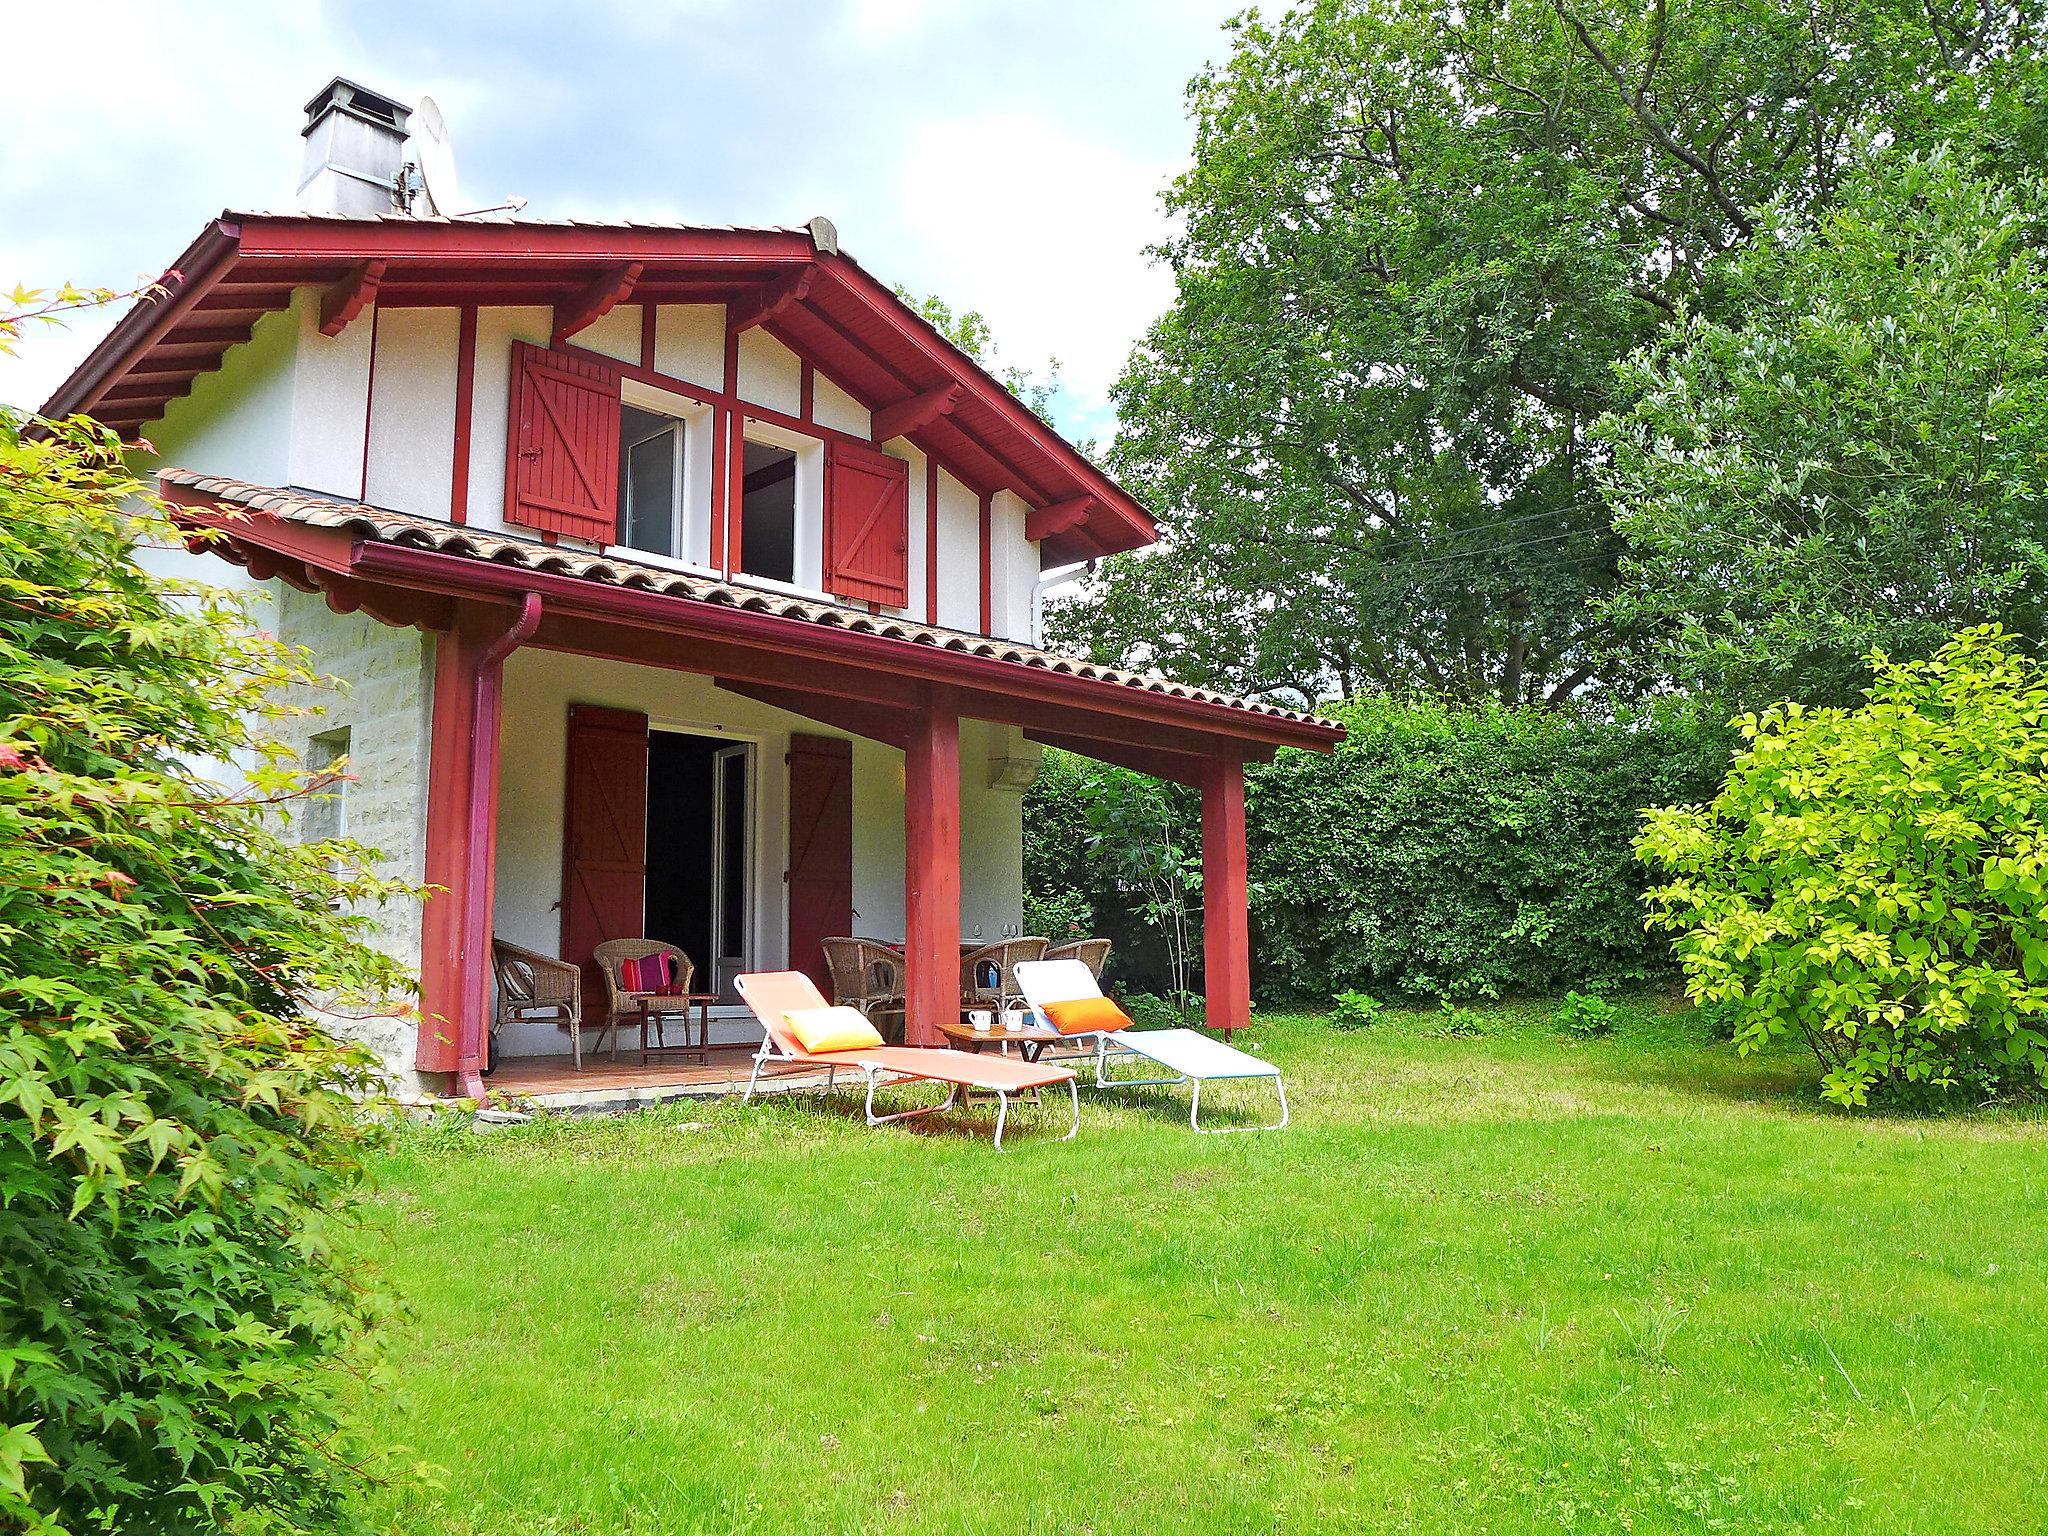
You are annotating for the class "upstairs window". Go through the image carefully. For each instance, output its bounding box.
[619,404,686,558]
[738,439,798,586]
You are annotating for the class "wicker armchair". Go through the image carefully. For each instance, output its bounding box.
[960,936,1048,1020]
[821,937,906,1044]
[491,939,584,1070]
[1043,938,1111,979]
[591,939,697,1059]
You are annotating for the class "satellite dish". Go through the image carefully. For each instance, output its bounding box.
[410,95,460,217]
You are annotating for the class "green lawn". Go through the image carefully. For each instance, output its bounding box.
[362,1003,2048,1534]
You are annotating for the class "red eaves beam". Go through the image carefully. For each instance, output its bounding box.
[552,261,643,345]
[870,382,962,444]
[1026,495,1094,543]
[727,267,814,334]
[319,259,385,336]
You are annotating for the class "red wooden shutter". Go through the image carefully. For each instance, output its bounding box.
[785,734,853,994]
[505,340,622,543]
[824,440,910,607]
[559,704,649,1015]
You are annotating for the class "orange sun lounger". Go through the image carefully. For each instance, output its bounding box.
[734,971,1079,1151]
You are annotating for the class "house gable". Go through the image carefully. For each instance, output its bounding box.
[51,213,1154,645]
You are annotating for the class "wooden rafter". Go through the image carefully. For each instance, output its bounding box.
[1025,494,1094,543]
[726,267,814,334]
[318,259,386,337]
[870,382,963,443]
[552,261,644,345]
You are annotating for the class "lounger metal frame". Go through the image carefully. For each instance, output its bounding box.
[1087,1033,1290,1133]
[741,1040,1080,1152]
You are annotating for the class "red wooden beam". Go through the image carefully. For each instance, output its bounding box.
[1200,755,1252,1034]
[978,492,993,635]
[726,267,814,335]
[902,688,962,1047]
[1024,729,1208,786]
[551,260,643,345]
[1025,494,1094,544]
[870,382,963,444]
[233,214,817,266]
[319,259,386,337]
[418,596,542,1094]
[450,306,477,523]
[714,678,915,747]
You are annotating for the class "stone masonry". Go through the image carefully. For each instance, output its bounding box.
[273,584,436,1086]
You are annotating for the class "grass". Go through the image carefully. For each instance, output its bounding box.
[360,999,2048,1534]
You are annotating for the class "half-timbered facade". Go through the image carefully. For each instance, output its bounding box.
[44,80,1342,1098]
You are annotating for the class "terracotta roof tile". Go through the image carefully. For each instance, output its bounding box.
[159,469,1331,732]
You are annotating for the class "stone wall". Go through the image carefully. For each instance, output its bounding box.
[273,584,436,1087]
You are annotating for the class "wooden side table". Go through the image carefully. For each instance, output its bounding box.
[935,1013,1062,1064]
[626,993,720,1064]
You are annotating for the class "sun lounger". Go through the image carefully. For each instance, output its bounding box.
[1013,959,1288,1133]
[734,971,1078,1150]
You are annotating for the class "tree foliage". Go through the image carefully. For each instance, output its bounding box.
[894,288,1065,427]
[1054,0,2039,707]
[0,378,410,1532]
[1639,628,2048,1109]
[1600,147,2048,706]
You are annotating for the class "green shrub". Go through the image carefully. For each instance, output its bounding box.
[1331,989,1383,1031]
[0,404,411,1531]
[1556,991,1620,1038]
[1638,627,2048,1109]
[1120,991,1197,1030]
[1023,884,1094,945]
[1435,1001,1487,1038]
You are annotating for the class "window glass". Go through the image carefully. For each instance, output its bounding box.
[303,728,350,843]
[619,404,681,557]
[738,439,797,584]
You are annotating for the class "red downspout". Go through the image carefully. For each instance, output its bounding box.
[456,592,543,1100]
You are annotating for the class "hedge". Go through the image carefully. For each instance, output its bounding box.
[1026,699,1734,1006]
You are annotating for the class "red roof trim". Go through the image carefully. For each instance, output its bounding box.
[46,213,1156,557]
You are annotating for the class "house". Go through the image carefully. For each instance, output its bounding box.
[43,79,1343,1099]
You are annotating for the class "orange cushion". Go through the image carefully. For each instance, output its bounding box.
[1042,995,1133,1036]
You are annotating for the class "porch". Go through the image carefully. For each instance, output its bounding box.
[162,475,1344,1101]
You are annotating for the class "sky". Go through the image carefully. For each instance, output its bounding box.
[0,0,1252,443]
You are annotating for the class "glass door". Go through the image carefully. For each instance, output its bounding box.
[708,744,752,1001]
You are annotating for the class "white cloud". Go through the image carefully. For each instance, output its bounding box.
[886,107,1180,439]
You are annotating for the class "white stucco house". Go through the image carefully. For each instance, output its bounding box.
[43,79,1339,1100]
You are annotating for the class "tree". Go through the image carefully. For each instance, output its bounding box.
[1638,627,2048,1109]
[0,291,410,1532]
[895,288,1065,427]
[1599,148,2048,707]
[1053,0,2039,708]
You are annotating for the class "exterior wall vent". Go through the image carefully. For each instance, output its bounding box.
[296,77,412,218]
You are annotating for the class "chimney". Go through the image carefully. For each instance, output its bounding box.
[295,78,412,217]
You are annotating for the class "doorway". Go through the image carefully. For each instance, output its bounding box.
[644,731,753,1003]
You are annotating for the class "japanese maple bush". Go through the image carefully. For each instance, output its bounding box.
[1638,628,2048,1109]
[0,292,411,1534]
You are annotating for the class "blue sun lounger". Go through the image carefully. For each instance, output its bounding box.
[1013,959,1288,1133]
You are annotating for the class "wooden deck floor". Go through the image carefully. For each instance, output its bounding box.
[479,1048,818,1110]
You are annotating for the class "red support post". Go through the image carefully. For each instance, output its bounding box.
[1201,754,1252,1033]
[416,595,541,1097]
[902,688,961,1047]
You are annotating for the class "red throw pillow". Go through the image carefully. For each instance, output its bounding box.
[622,952,672,993]
[1042,996,1133,1036]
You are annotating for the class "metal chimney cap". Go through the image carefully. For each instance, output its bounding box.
[301,77,412,138]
